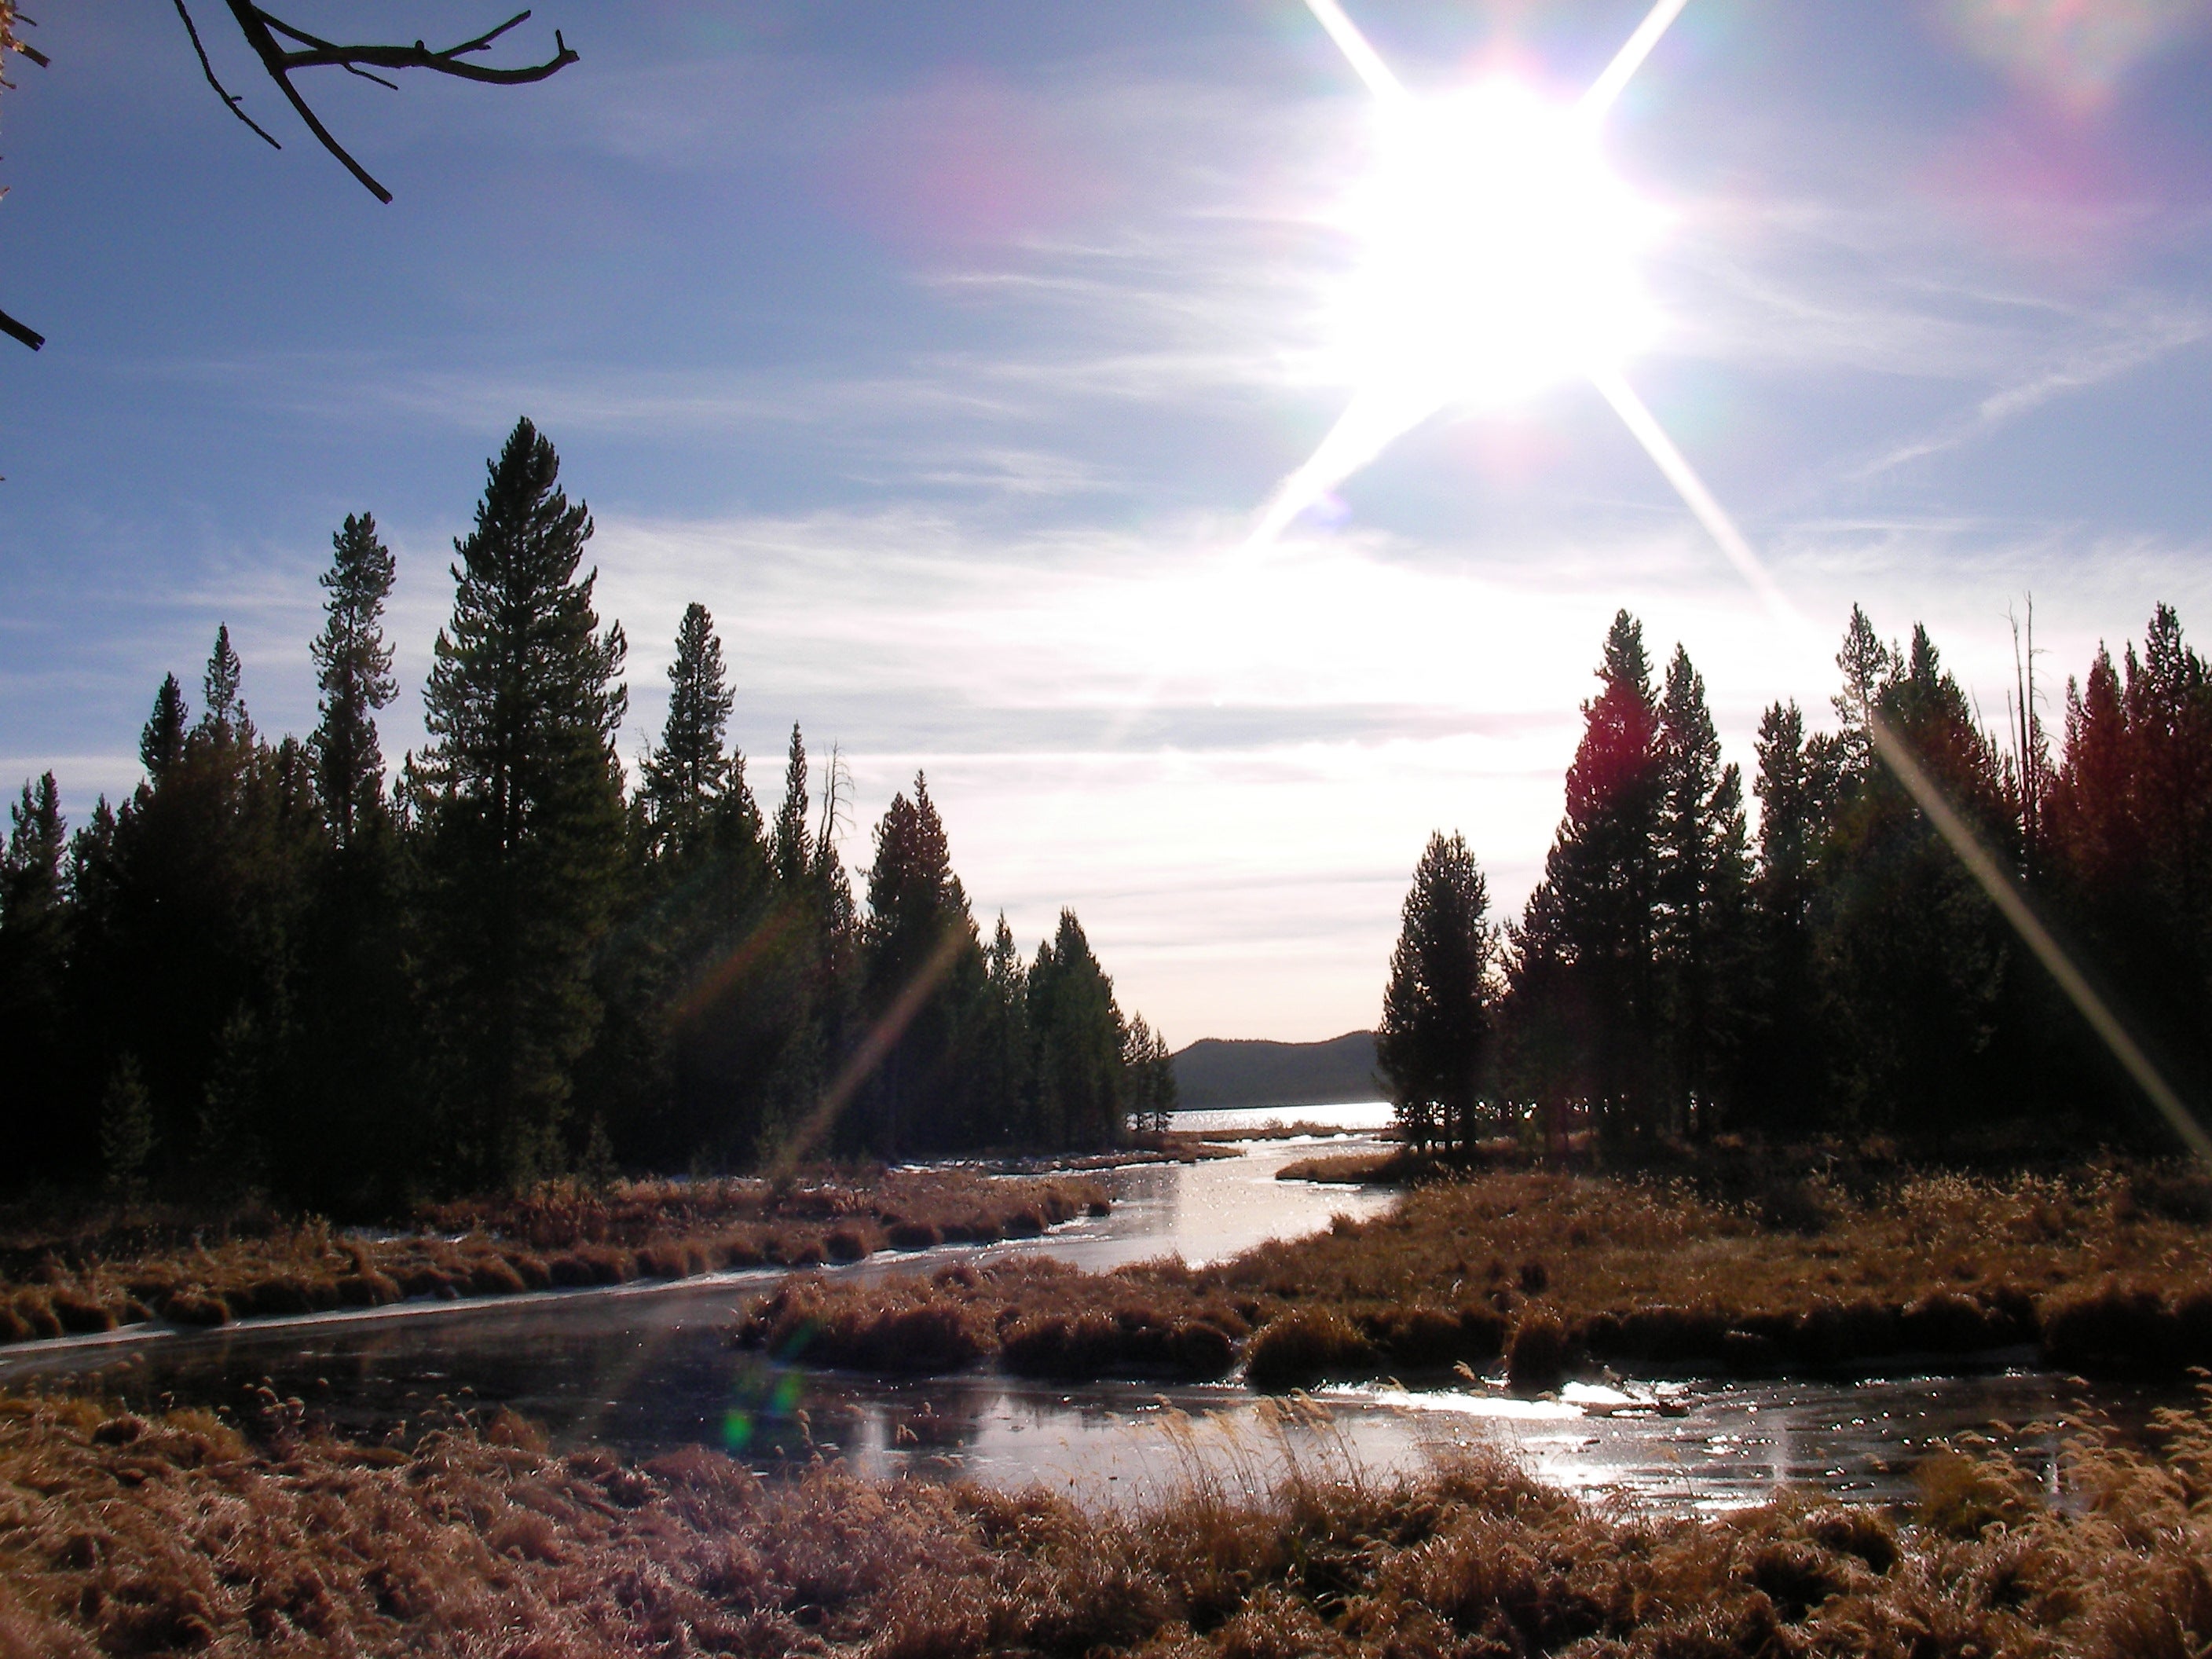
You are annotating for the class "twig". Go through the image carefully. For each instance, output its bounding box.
[174,1,282,150]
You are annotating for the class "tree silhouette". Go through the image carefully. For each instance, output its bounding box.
[641,603,735,854]
[1378,830,1495,1156]
[420,416,628,1188]
[309,514,397,850]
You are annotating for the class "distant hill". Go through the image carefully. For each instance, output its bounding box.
[1170,1031,1382,1111]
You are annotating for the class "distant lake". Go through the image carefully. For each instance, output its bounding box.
[1170,1100,1392,1137]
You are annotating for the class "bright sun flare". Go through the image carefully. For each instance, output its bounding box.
[1337,82,1658,416]
[1252,0,1684,548]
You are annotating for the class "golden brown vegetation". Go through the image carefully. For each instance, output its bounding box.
[1275,1148,1408,1183]
[748,1163,2212,1389]
[2,1385,2211,1656]
[740,1256,1256,1380]
[0,1171,1108,1350]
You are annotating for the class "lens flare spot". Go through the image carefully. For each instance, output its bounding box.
[1939,0,2207,111]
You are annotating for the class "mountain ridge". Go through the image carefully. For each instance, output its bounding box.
[1170,1030,1382,1111]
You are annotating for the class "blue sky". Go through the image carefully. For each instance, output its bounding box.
[3,1,2210,1042]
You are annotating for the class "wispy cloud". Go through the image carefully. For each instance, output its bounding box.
[1846,299,2211,479]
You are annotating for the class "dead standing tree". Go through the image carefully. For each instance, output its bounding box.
[0,6,577,351]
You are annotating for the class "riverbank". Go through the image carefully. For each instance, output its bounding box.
[0,1384,2202,1656]
[742,1163,2212,1386]
[0,1170,1109,1348]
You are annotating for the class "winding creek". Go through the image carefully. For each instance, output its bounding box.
[0,1103,2170,1514]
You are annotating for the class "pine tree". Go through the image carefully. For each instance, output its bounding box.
[140,676,188,783]
[1377,830,1495,1155]
[1027,910,1126,1151]
[859,774,980,1155]
[419,416,630,1189]
[2048,646,2135,892]
[2043,610,2212,1120]
[1501,877,1580,1160]
[1742,699,1829,1130]
[1524,610,1664,1143]
[309,513,397,849]
[1831,603,1893,783]
[0,773,70,1176]
[1822,623,2012,1131]
[1654,646,1749,1137]
[773,723,811,887]
[99,1054,155,1198]
[2126,605,2211,940]
[641,602,735,853]
[588,603,773,1173]
[287,515,419,1209]
[1122,1013,1177,1134]
[3,771,64,921]
[203,623,246,742]
[79,634,321,1188]
[972,913,1035,1142]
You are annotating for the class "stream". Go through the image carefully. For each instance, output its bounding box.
[0,1103,2165,1514]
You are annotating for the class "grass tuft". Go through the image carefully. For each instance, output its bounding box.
[1243,1308,1375,1393]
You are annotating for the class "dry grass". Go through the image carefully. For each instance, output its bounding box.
[1275,1149,1410,1183]
[749,1163,2212,1388]
[0,1170,1108,1351]
[1212,1164,2212,1380]
[740,1255,1254,1381]
[2,1385,2211,1656]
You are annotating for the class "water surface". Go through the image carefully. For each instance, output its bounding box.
[0,1116,2155,1514]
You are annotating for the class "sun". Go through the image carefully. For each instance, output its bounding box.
[1252,0,1680,548]
[1337,81,1660,416]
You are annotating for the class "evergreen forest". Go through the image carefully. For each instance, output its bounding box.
[1381,603,2212,1159]
[0,419,1177,1213]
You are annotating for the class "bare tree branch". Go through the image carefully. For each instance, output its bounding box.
[174,0,282,150]
[2,1,45,350]
[181,2,579,204]
[6,8,46,71]
[0,306,41,351]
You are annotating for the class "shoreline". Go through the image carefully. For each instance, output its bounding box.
[0,1204,1125,1378]
[0,1167,1112,1360]
[734,1161,2212,1390]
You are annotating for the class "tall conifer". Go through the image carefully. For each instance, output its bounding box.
[1743,699,1828,1128]
[860,775,980,1154]
[0,773,69,1172]
[772,723,811,887]
[1378,830,1495,1155]
[140,676,187,783]
[1529,610,1663,1141]
[642,602,734,851]
[1028,910,1125,1151]
[1654,646,1749,1136]
[420,416,629,1188]
[309,513,397,848]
